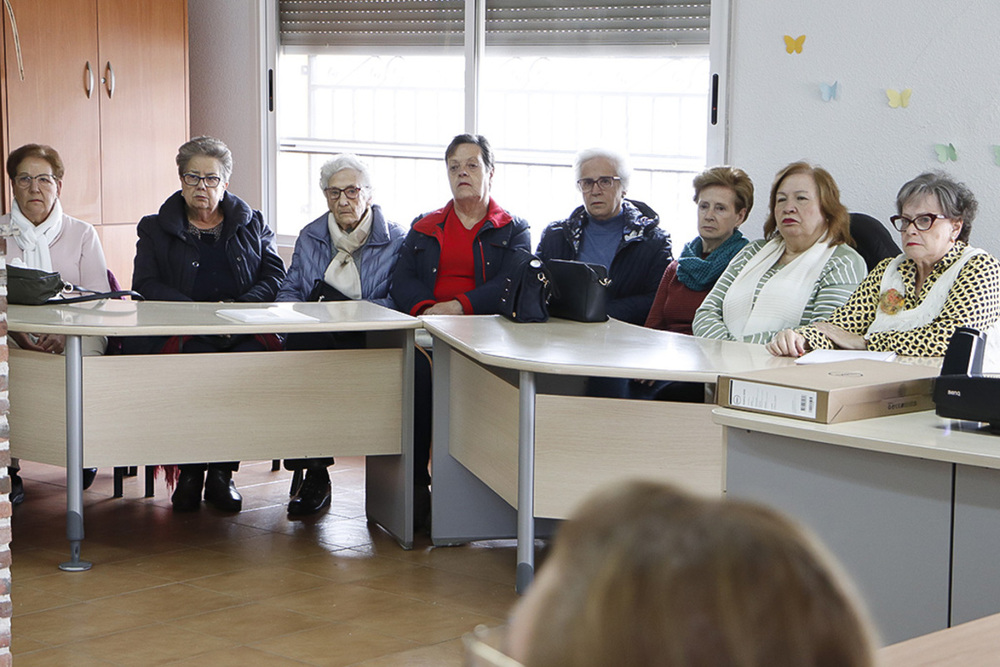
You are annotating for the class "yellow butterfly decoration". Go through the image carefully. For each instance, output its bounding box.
[886,88,912,109]
[784,34,806,54]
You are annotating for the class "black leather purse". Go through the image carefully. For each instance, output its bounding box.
[546,259,611,322]
[7,265,67,305]
[499,250,552,323]
[7,265,141,305]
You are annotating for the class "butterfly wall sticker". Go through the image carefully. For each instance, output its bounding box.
[784,35,805,54]
[934,143,957,163]
[886,88,912,108]
[993,146,1000,167]
[819,81,838,102]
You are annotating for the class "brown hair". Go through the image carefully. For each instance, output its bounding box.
[693,165,755,217]
[6,143,65,181]
[764,161,853,246]
[512,481,876,667]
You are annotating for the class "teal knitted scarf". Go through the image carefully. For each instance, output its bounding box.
[675,230,748,291]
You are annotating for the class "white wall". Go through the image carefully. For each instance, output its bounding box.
[187,0,274,220]
[726,0,1000,256]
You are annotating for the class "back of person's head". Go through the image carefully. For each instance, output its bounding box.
[508,481,876,667]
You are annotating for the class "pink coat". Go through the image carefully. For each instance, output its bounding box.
[1,212,111,293]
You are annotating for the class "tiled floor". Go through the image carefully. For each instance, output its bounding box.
[11,458,524,665]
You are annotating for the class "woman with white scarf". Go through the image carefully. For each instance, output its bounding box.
[4,144,110,355]
[276,154,405,516]
[768,172,1000,359]
[693,162,866,344]
[3,144,111,503]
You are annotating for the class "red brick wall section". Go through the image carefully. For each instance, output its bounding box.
[0,234,10,663]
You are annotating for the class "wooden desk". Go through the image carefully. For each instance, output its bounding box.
[880,612,1000,666]
[422,314,795,592]
[8,300,419,570]
[715,407,1000,645]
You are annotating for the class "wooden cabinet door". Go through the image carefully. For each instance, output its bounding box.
[3,0,102,224]
[96,0,188,226]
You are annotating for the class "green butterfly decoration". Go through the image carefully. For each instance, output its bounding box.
[934,143,957,163]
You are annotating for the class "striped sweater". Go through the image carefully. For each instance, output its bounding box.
[692,239,867,344]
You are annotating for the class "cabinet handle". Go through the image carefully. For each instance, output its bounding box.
[84,61,94,98]
[3,0,24,80]
[105,61,115,98]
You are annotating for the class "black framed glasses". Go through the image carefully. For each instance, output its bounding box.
[889,213,948,232]
[182,173,222,188]
[324,185,365,200]
[14,173,58,189]
[576,176,621,192]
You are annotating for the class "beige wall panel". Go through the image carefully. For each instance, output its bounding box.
[534,397,723,518]
[449,352,520,507]
[9,348,401,467]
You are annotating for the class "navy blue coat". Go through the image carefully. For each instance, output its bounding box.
[131,190,285,303]
[390,199,531,316]
[536,199,672,325]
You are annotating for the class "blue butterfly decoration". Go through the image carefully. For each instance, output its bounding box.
[819,81,838,102]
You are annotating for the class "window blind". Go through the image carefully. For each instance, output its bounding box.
[279,0,710,51]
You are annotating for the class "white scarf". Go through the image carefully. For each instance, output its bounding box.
[10,197,64,272]
[723,236,837,339]
[323,207,372,300]
[868,246,1000,369]
[868,247,983,335]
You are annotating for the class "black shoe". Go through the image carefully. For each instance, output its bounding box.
[9,471,24,506]
[82,468,98,490]
[171,469,204,512]
[204,468,243,513]
[288,468,331,516]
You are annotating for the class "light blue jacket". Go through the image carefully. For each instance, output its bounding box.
[277,204,405,308]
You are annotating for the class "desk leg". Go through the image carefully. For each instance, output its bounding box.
[516,370,536,594]
[60,335,91,572]
[365,329,414,549]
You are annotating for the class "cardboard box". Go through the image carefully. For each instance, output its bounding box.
[717,360,937,424]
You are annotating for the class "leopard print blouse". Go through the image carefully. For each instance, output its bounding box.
[797,242,1000,357]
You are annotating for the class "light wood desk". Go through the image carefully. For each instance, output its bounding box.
[8,300,419,570]
[715,407,1000,645]
[422,314,795,592]
[880,612,1000,666]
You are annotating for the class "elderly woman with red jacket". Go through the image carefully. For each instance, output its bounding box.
[390,134,530,316]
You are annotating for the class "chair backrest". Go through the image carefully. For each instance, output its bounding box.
[850,212,901,272]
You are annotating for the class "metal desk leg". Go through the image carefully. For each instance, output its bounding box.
[60,335,91,572]
[516,370,536,594]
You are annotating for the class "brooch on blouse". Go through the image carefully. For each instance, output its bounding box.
[879,288,904,315]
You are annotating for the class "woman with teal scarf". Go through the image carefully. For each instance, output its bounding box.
[632,166,753,401]
[644,166,753,333]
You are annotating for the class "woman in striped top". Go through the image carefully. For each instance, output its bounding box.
[692,162,866,344]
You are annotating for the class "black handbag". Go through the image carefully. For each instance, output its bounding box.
[546,259,611,322]
[7,265,141,305]
[499,250,551,323]
[7,265,68,304]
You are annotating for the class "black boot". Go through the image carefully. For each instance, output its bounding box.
[171,469,204,512]
[204,468,243,512]
[9,470,24,506]
[287,467,331,516]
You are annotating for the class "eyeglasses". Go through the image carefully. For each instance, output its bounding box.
[576,176,621,192]
[324,185,365,200]
[889,213,948,232]
[14,173,58,189]
[182,173,223,188]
